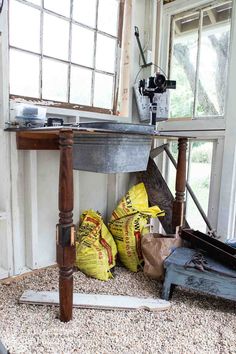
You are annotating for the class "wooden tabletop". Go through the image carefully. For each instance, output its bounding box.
[8,128,191,150]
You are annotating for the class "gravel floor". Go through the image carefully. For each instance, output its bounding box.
[0,266,235,354]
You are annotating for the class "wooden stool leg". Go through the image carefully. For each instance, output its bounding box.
[161,270,173,300]
[57,129,76,322]
[172,138,188,230]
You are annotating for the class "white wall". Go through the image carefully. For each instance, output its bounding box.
[0,0,155,278]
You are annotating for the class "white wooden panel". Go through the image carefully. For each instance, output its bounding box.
[24,151,39,269]
[36,150,59,268]
[0,220,8,273]
[10,134,27,275]
[73,170,80,227]
[0,0,14,278]
[107,173,130,221]
[217,2,236,239]
[207,138,224,232]
[78,171,108,219]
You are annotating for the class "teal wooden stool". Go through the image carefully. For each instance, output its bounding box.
[161,247,236,301]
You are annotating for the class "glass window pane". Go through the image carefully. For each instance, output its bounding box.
[186,141,213,232]
[96,34,116,73]
[93,73,113,109]
[73,0,97,27]
[70,66,92,105]
[10,49,40,97]
[43,13,69,60]
[196,5,232,117]
[167,141,178,196]
[44,0,70,17]
[169,14,199,118]
[9,0,40,53]
[98,0,119,36]
[42,59,68,102]
[167,140,190,195]
[71,25,94,67]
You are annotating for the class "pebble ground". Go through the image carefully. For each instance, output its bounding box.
[0,266,235,354]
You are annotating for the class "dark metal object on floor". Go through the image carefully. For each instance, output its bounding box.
[184,252,208,272]
[181,229,236,269]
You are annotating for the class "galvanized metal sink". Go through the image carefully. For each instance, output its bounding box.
[78,122,155,135]
[73,123,154,173]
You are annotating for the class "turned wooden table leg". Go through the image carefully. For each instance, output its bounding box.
[57,129,75,322]
[172,138,188,230]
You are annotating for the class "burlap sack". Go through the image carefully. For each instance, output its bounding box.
[141,233,182,280]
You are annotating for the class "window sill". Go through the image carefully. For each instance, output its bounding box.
[10,99,131,123]
[158,116,226,137]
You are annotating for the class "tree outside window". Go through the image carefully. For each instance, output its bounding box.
[169,1,232,119]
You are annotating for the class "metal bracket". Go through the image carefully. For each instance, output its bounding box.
[134,26,152,68]
[56,224,75,247]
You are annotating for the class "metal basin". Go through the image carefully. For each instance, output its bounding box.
[78,122,155,135]
[73,123,154,173]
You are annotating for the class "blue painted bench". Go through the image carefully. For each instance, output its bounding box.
[161,247,236,301]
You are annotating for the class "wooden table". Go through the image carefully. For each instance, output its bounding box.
[15,128,188,322]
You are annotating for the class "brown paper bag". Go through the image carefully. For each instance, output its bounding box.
[141,233,182,280]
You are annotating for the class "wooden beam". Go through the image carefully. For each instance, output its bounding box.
[174,21,182,35]
[19,290,171,312]
[57,129,76,322]
[207,9,217,24]
[136,158,175,234]
[16,131,59,150]
[172,138,188,230]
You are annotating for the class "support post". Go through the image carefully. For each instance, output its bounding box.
[57,129,75,322]
[172,138,188,230]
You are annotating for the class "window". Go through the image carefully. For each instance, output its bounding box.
[9,0,124,113]
[169,1,232,119]
[167,140,214,232]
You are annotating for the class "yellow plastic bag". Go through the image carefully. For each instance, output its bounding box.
[109,183,165,272]
[75,210,117,281]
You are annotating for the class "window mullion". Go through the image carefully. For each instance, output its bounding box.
[91,0,99,107]
[113,0,124,114]
[193,10,203,119]
[67,0,73,103]
[39,0,44,99]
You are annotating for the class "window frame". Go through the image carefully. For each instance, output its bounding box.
[8,0,125,115]
[159,0,233,132]
[157,0,235,237]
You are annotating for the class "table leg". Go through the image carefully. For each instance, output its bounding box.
[172,138,188,230]
[57,129,76,322]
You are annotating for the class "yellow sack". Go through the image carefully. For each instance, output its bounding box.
[110,182,164,221]
[75,210,117,281]
[109,183,165,272]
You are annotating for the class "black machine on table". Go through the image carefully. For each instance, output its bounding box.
[134,26,176,125]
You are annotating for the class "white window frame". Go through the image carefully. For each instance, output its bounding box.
[158,0,236,239]
[158,0,233,133]
[8,0,125,115]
